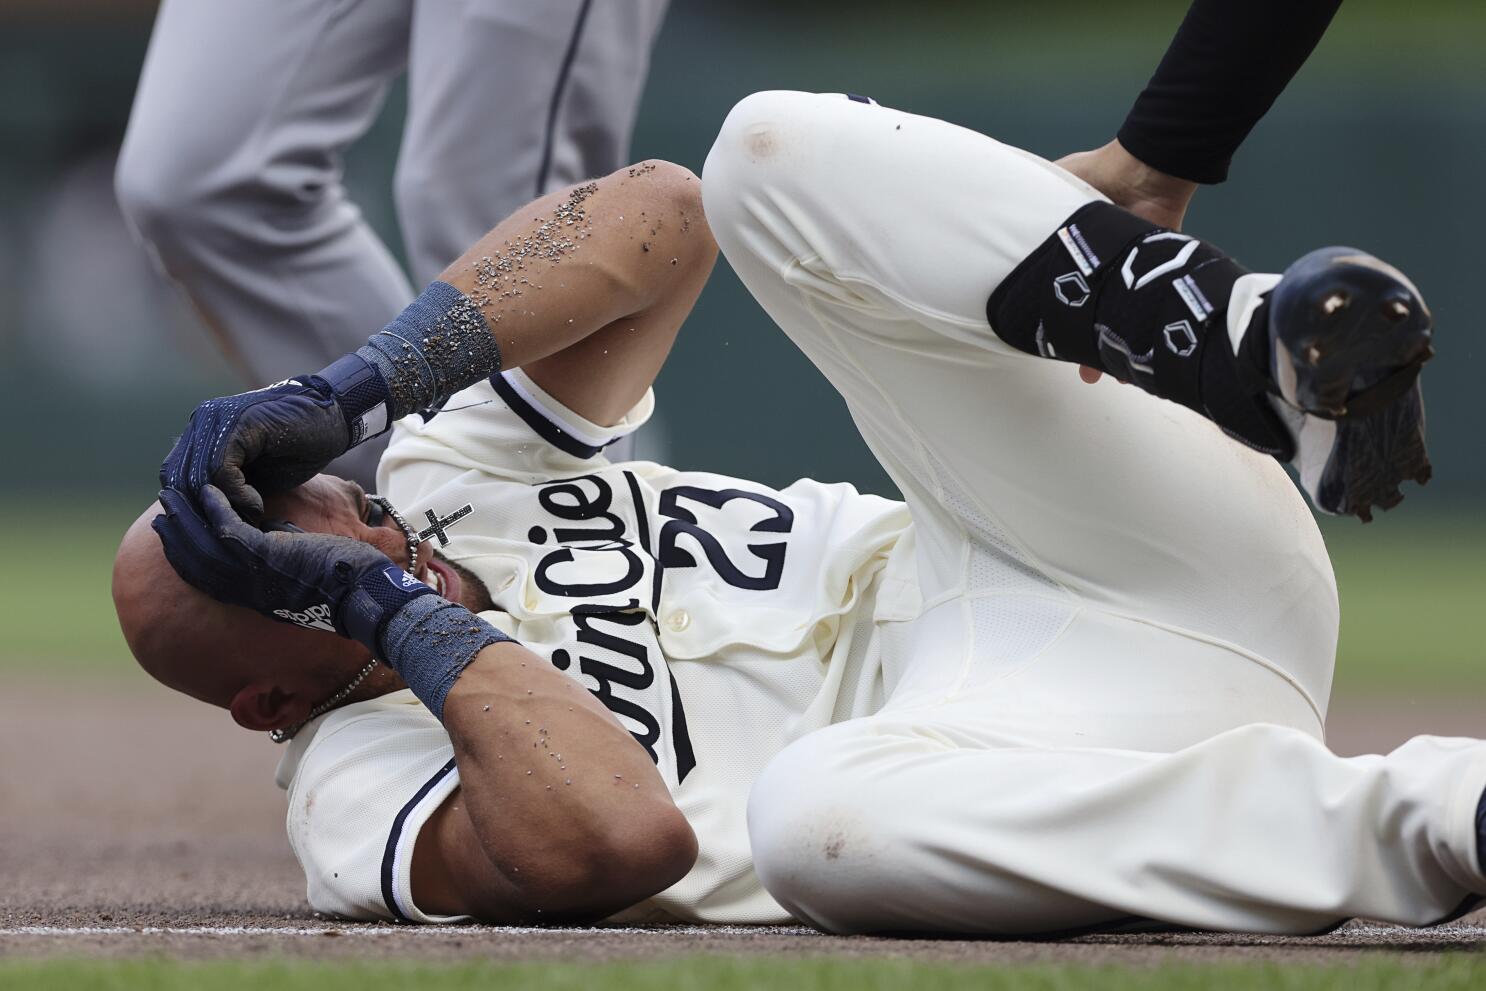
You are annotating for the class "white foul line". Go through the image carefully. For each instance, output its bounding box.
[0,924,1483,940]
[0,924,818,938]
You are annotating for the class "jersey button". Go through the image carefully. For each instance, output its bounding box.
[665,610,691,633]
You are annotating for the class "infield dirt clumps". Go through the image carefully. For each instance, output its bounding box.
[3,679,1481,963]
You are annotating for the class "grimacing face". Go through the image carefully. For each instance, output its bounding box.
[112,475,473,729]
[267,476,466,604]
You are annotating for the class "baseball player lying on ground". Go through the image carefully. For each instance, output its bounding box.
[114,92,1482,935]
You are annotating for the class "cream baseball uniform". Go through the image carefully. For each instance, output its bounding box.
[277,366,918,923]
[276,91,1486,935]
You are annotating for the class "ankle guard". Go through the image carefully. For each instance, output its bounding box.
[988,201,1293,459]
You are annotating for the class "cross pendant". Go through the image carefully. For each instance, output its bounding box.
[418,503,474,546]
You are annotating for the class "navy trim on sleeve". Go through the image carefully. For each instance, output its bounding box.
[380,757,458,923]
[490,373,608,460]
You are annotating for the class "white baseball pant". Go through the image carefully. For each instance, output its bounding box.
[702,90,1486,935]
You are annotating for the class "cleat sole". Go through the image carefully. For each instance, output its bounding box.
[1271,247,1435,521]
[1313,386,1430,521]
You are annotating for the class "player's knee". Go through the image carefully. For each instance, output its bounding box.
[115,151,253,259]
[702,91,810,212]
[711,90,815,161]
[114,145,200,251]
[116,135,337,258]
[748,725,894,933]
[639,159,704,216]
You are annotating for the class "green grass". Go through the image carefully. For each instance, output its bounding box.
[3,500,1481,693]
[0,500,139,677]
[1320,514,1486,692]
[2,958,1485,991]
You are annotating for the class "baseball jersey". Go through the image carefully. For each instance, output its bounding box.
[275,367,920,924]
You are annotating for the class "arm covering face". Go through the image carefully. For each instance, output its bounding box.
[988,200,1293,459]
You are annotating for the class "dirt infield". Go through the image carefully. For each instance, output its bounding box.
[3,677,1482,963]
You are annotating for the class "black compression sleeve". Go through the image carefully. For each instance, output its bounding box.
[1116,0,1343,184]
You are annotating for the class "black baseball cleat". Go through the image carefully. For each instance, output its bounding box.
[1259,247,1434,522]
[984,203,1434,522]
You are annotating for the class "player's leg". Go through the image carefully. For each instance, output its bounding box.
[702,90,1430,522]
[703,90,1338,711]
[398,0,670,284]
[749,600,1485,935]
[749,692,1486,935]
[399,0,668,462]
[115,0,414,487]
[708,90,1483,936]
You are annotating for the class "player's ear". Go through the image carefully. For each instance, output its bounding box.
[228,682,308,732]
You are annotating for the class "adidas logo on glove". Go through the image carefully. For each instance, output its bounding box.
[273,603,336,633]
[383,565,427,592]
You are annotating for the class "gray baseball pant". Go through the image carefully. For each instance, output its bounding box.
[117,0,668,486]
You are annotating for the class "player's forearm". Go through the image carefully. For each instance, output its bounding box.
[164,161,713,514]
[1117,0,1343,184]
[344,160,713,425]
[437,159,712,370]
[441,641,697,914]
[377,594,695,914]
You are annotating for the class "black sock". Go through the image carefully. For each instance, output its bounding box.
[988,201,1293,459]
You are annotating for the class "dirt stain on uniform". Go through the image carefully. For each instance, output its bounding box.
[745,127,777,162]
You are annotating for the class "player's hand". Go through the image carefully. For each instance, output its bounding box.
[159,377,351,523]
[153,485,435,652]
[1055,140,1197,232]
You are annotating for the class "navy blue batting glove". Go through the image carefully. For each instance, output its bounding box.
[159,355,391,523]
[152,485,436,654]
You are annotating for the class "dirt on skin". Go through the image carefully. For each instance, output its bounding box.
[2,676,1482,963]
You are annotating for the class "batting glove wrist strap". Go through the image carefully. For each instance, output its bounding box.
[354,281,503,422]
[379,595,514,721]
[314,354,393,449]
[339,563,440,654]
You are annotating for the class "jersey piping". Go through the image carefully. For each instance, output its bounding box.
[381,757,459,923]
[491,370,613,458]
